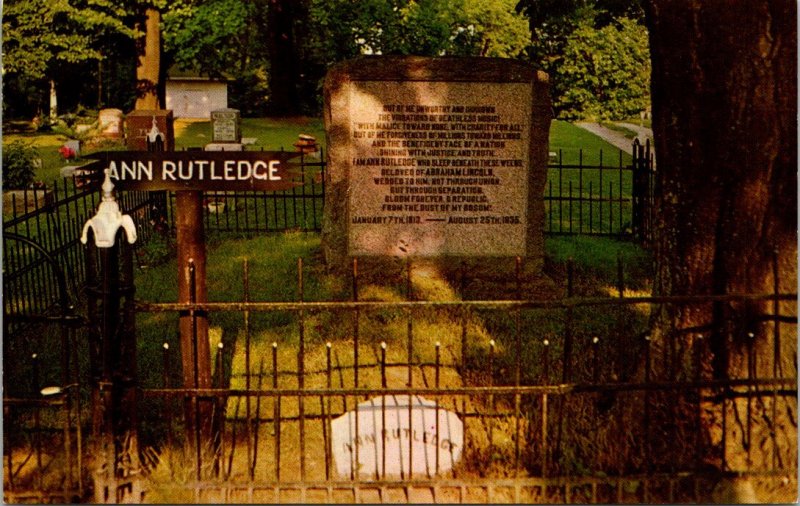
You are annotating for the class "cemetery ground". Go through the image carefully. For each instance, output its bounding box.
[132,232,654,503]
[3,117,672,502]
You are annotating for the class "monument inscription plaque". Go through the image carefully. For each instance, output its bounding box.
[323,56,550,263]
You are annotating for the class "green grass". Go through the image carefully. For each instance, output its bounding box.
[600,122,638,140]
[174,117,326,151]
[549,120,632,166]
[6,118,624,186]
[1,133,79,184]
[625,117,652,129]
[134,231,652,386]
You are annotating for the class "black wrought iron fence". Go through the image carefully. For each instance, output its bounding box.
[120,256,794,503]
[544,142,654,240]
[3,250,795,503]
[3,143,654,336]
[163,149,326,234]
[2,177,158,336]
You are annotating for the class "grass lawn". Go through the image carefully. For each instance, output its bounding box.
[600,122,638,140]
[133,231,652,492]
[134,231,652,388]
[174,117,327,151]
[4,117,626,186]
[549,120,632,166]
[1,132,78,184]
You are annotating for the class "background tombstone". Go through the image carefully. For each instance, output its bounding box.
[125,110,174,151]
[322,56,550,267]
[210,108,241,143]
[98,108,124,139]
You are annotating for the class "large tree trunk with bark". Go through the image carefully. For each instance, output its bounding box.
[644,0,796,500]
[266,0,301,116]
[135,8,161,110]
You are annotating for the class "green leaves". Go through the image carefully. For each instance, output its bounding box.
[306,0,530,61]
[162,0,262,78]
[551,17,650,120]
[2,0,136,81]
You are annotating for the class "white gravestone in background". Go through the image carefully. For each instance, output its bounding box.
[331,395,463,478]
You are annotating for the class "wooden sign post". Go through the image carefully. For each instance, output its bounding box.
[87,150,300,449]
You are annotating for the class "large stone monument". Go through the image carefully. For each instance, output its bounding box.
[322,56,550,266]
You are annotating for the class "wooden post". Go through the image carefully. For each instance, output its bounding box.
[176,191,213,440]
[85,147,298,456]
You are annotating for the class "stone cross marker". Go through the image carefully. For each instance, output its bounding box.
[322,56,550,265]
[331,395,463,478]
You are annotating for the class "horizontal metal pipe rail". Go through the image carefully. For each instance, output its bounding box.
[134,291,795,313]
[140,377,797,398]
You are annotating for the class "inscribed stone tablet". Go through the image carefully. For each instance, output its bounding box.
[331,395,463,478]
[322,56,550,263]
[211,108,241,143]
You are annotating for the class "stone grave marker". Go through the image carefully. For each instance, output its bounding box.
[125,110,174,151]
[98,108,124,138]
[331,395,463,478]
[211,108,242,143]
[322,56,550,264]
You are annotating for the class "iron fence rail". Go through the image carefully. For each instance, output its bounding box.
[134,292,794,312]
[3,266,796,503]
[3,144,653,338]
[112,252,796,503]
[125,471,788,505]
[2,177,156,335]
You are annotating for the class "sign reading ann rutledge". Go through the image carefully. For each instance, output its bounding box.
[86,151,301,191]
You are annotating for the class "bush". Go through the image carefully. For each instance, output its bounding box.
[551,17,651,120]
[2,140,39,189]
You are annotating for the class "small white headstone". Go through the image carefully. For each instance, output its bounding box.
[60,165,79,178]
[331,395,463,478]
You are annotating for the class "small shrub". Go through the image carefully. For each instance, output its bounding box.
[136,233,176,267]
[2,140,39,189]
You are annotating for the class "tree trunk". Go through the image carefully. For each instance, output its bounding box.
[266,0,301,116]
[644,0,796,499]
[135,8,160,110]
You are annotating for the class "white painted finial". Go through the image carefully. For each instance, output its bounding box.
[80,169,137,248]
[101,168,114,200]
[147,116,163,143]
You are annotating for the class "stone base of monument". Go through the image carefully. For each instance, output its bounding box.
[3,189,54,214]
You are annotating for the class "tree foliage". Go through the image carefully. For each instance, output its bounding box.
[162,0,266,78]
[2,0,135,81]
[516,0,649,119]
[161,0,271,114]
[307,0,530,62]
[3,0,652,119]
[552,16,650,120]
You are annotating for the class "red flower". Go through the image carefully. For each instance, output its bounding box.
[59,145,76,160]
